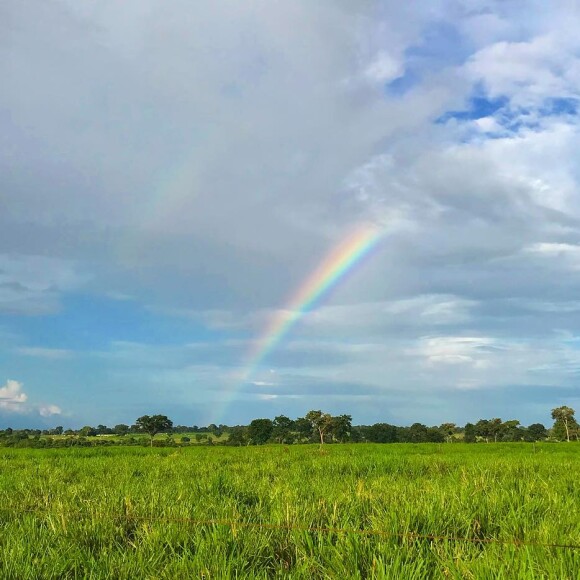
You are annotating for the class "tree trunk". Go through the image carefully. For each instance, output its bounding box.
[318,427,324,445]
[564,418,570,442]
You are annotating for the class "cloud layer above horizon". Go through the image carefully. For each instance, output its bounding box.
[2,0,580,427]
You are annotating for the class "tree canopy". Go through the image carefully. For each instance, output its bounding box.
[551,406,578,442]
[248,419,274,445]
[135,415,173,446]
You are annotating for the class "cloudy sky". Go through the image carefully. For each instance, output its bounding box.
[2,0,580,428]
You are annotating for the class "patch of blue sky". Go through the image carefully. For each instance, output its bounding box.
[540,97,578,116]
[438,92,577,127]
[491,98,578,135]
[385,70,418,97]
[1,293,232,353]
[437,94,509,123]
[385,21,469,98]
[408,20,468,65]
[498,113,538,133]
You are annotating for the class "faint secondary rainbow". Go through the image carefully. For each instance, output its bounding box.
[241,222,384,382]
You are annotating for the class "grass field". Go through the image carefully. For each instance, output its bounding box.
[1,443,579,579]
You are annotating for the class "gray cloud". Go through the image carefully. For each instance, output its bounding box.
[1,1,455,307]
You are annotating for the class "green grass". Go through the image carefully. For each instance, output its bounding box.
[0,443,579,578]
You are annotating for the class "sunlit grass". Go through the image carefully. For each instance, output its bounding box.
[0,443,579,578]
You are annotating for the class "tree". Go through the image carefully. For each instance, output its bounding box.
[440,423,456,443]
[408,423,429,443]
[551,406,576,442]
[227,427,248,446]
[330,415,352,442]
[501,420,522,442]
[489,418,503,443]
[464,423,476,443]
[135,415,173,446]
[426,427,445,443]
[272,415,295,444]
[79,426,96,437]
[305,410,333,445]
[294,418,313,442]
[350,426,363,442]
[113,424,130,436]
[364,423,398,443]
[527,423,547,441]
[247,419,274,445]
[474,419,491,443]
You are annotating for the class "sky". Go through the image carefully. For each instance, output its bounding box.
[2,0,580,428]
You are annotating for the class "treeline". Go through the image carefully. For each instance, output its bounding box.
[229,409,572,446]
[0,405,578,448]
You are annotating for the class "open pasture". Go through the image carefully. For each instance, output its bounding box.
[1,443,579,578]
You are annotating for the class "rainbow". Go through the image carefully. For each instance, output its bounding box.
[241,222,384,382]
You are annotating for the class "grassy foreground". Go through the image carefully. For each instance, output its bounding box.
[0,443,579,579]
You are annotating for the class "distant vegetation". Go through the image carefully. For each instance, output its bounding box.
[1,406,577,448]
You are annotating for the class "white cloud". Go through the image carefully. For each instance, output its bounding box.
[260,331,580,397]
[416,336,495,367]
[257,394,278,401]
[524,243,580,270]
[0,379,63,417]
[0,379,28,410]
[301,295,477,334]
[474,116,502,133]
[151,306,266,332]
[466,35,580,107]
[168,294,477,342]
[363,50,404,84]
[39,404,62,417]
[15,347,73,360]
[517,300,580,313]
